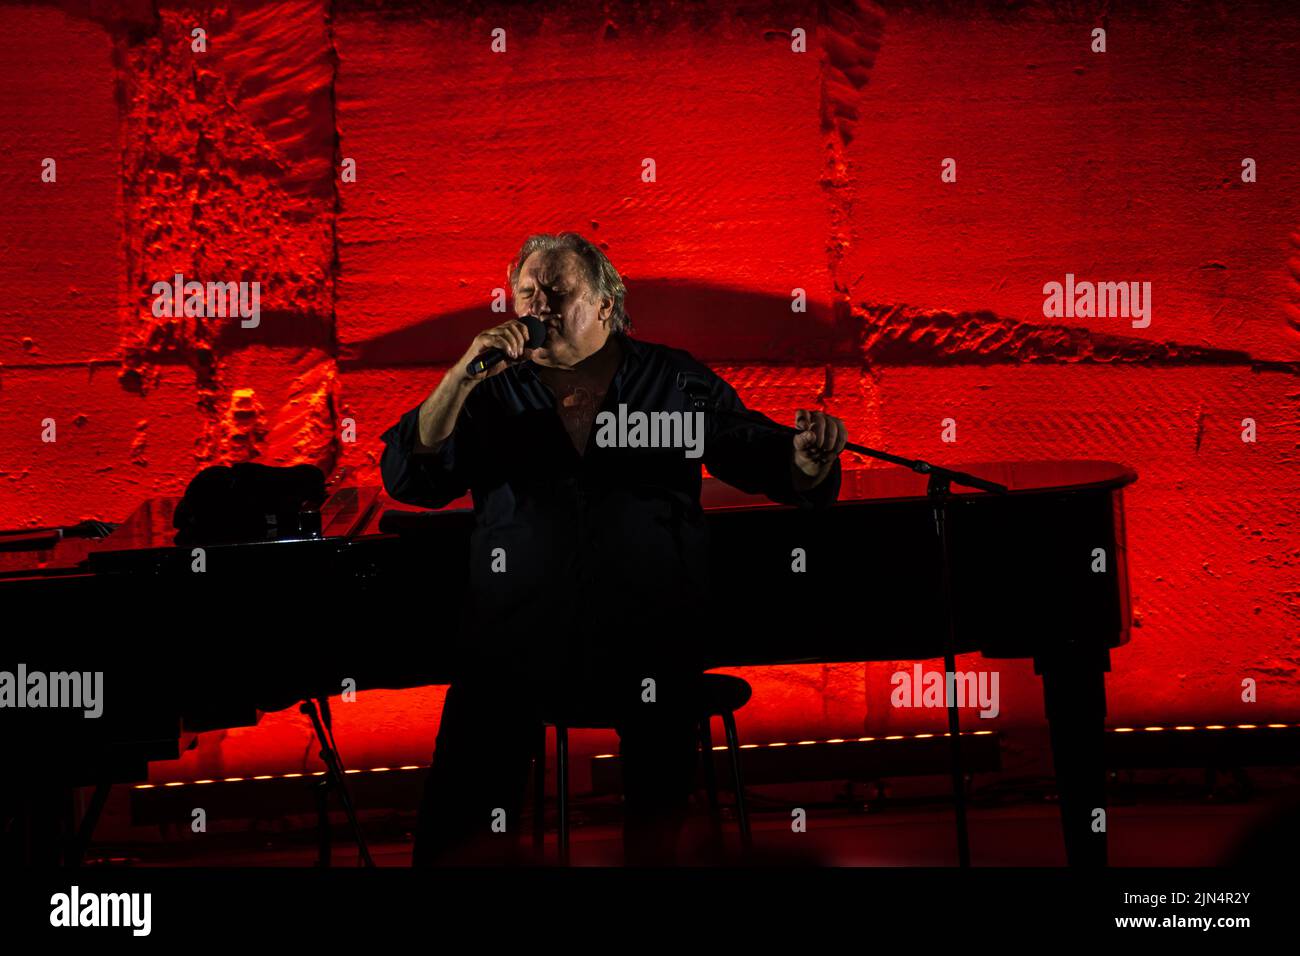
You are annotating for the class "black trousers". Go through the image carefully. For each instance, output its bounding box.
[412,669,703,865]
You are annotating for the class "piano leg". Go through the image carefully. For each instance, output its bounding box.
[5,785,65,866]
[1037,646,1111,867]
[68,780,113,867]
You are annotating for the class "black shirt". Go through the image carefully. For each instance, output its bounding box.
[379,332,841,681]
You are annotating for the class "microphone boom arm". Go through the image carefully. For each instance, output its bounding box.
[675,371,1008,495]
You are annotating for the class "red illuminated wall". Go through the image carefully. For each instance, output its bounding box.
[1,0,1296,784]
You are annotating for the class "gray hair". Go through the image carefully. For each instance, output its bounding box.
[507,232,630,333]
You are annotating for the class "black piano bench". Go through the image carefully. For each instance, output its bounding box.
[533,673,754,865]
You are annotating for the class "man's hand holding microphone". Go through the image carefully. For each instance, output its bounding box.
[413,317,544,453]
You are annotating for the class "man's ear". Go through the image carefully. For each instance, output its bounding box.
[600,296,613,322]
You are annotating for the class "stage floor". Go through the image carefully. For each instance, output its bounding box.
[80,795,1287,867]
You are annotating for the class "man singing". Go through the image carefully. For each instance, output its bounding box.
[380,232,845,864]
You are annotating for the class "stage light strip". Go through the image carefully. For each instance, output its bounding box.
[132,724,1296,788]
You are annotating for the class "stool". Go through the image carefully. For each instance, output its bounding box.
[532,673,753,864]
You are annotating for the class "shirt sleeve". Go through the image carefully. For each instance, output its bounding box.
[379,396,475,509]
[701,372,841,509]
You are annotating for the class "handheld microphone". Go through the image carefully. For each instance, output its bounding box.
[466,315,547,377]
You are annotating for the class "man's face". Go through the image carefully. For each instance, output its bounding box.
[513,248,612,368]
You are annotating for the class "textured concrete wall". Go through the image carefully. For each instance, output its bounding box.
[0,0,1295,783]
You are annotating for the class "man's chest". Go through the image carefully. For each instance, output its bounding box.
[540,371,614,456]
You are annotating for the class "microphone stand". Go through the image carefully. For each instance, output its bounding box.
[678,373,1008,868]
[300,696,375,867]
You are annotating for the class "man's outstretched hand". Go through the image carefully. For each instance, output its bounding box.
[792,408,847,489]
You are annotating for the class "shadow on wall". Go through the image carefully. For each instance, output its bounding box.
[339,280,846,369]
[338,279,1289,373]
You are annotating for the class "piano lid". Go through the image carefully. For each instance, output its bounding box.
[754,463,1138,512]
[0,460,1136,575]
[361,459,1137,536]
[700,458,1137,511]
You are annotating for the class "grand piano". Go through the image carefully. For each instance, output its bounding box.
[1,460,1135,867]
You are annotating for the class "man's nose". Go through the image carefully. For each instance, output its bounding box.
[529,291,553,316]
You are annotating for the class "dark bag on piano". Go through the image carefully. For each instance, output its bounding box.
[173,462,327,545]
